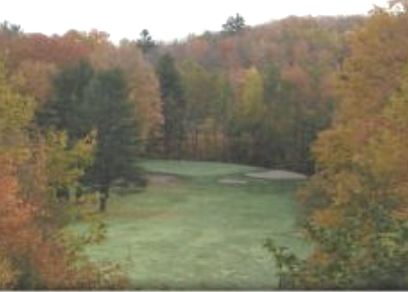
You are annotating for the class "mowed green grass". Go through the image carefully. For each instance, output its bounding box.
[85,159,310,289]
[139,159,263,177]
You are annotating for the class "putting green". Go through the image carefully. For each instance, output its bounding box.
[85,160,310,289]
[139,159,262,177]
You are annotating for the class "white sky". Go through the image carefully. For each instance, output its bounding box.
[1,0,389,43]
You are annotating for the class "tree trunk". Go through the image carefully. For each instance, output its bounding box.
[75,185,83,204]
[99,190,109,212]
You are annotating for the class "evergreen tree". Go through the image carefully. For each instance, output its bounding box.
[222,13,246,34]
[137,29,156,53]
[39,63,144,211]
[0,20,23,37]
[82,69,144,212]
[156,54,185,158]
[37,61,95,141]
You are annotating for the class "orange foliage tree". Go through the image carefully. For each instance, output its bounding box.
[274,3,408,289]
[0,58,126,288]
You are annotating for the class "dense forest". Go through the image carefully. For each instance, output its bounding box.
[0,0,408,289]
[151,14,365,173]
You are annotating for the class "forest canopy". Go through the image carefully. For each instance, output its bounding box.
[1,1,407,289]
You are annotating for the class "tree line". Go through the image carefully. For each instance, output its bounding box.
[0,3,406,288]
[148,14,364,173]
[0,12,364,288]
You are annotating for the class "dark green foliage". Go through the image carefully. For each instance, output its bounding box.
[156,54,185,158]
[81,69,145,211]
[137,29,156,53]
[37,61,95,141]
[39,62,145,211]
[265,187,408,289]
[0,20,23,36]
[222,13,246,34]
[284,221,408,289]
[264,239,301,289]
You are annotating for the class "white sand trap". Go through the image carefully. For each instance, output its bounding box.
[219,178,248,185]
[246,170,307,180]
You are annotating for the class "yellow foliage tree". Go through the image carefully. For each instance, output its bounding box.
[291,5,408,289]
[0,58,124,289]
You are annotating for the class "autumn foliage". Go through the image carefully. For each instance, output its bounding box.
[276,3,408,289]
[0,57,127,288]
[1,4,407,288]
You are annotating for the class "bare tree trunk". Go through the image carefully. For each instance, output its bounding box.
[194,128,198,160]
[99,189,109,212]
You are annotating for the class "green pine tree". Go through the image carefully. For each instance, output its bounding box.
[156,53,185,158]
[82,69,145,212]
[39,63,144,211]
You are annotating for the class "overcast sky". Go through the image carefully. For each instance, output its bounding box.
[1,0,389,43]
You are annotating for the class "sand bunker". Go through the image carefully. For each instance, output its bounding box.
[246,170,307,180]
[218,178,248,185]
[147,174,179,185]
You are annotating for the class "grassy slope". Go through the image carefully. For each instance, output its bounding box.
[86,160,310,289]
